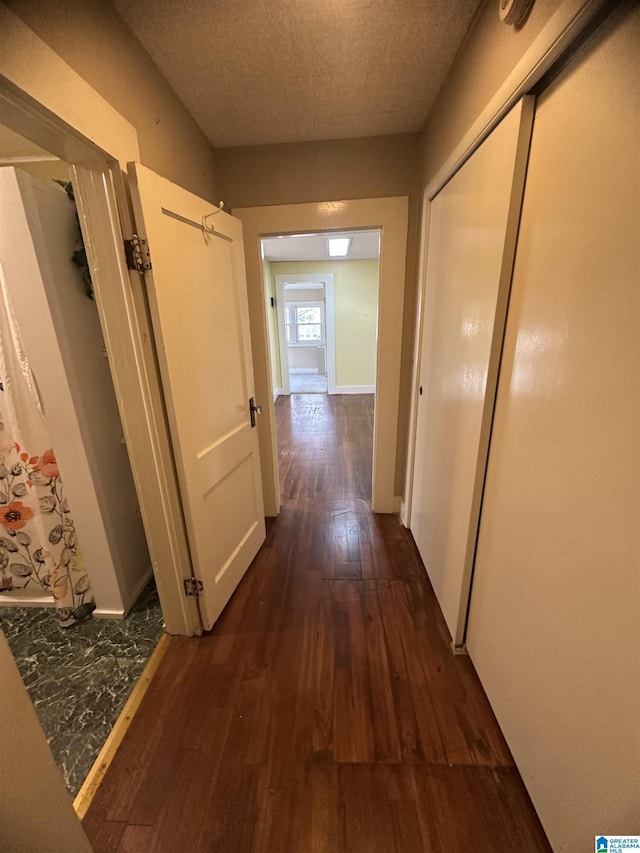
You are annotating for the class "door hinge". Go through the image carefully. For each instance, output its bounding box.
[183,577,204,597]
[124,234,152,273]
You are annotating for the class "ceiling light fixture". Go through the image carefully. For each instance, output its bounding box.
[328,237,351,257]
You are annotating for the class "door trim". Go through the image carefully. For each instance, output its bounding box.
[275,272,335,395]
[236,200,408,516]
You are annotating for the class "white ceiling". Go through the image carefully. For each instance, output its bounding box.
[262,230,379,262]
[110,0,483,149]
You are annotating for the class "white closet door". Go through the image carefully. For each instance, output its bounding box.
[410,99,533,644]
[466,5,640,849]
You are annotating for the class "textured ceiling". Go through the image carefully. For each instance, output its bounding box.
[262,229,380,261]
[110,0,483,148]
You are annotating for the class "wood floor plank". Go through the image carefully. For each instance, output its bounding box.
[205,555,256,665]
[374,579,425,763]
[147,748,206,852]
[331,582,376,762]
[412,764,552,851]
[83,393,548,852]
[88,638,202,824]
[87,819,126,853]
[122,643,209,827]
[307,764,340,853]
[364,581,403,763]
[339,764,398,852]
[117,825,155,852]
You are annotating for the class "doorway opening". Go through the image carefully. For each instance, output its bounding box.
[0,123,162,797]
[260,229,380,501]
[281,278,330,394]
[237,198,408,517]
[276,272,335,395]
[261,229,380,401]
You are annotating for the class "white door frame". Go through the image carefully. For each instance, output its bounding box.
[236,201,408,516]
[275,273,336,395]
[0,7,199,637]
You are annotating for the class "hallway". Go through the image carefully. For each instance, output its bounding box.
[288,373,328,394]
[83,394,549,851]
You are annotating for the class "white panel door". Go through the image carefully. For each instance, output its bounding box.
[128,164,265,631]
[410,99,533,644]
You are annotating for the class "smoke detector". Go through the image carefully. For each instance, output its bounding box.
[499,0,534,26]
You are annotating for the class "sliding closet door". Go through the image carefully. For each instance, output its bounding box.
[465,5,640,849]
[410,99,533,644]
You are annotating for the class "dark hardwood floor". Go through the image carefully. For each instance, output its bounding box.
[84,393,550,852]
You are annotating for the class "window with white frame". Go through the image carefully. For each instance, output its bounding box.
[285,301,324,345]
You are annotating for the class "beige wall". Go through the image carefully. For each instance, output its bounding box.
[5,0,217,201]
[284,287,324,302]
[419,0,561,188]
[220,135,419,490]
[272,260,379,389]
[288,346,326,374]
[0,158,70,184]
[216,134,419,210]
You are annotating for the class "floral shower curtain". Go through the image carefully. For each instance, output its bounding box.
[0,263,95,627]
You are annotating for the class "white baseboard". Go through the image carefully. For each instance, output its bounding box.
[273,386,283,401]
[0,567,154,620]
[93,608,126,620]
[290,368,318,374]
[94,564,153,620]
[399,495,411,530]
[0,597,124,620]
[333,385,375,394]
[0,594,54,608]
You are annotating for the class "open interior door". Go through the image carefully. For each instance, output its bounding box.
[128,163,265,631]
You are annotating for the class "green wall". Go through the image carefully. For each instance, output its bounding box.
[270,259,379,389]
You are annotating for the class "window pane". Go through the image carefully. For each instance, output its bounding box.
[285,324,292,342]
[298,324,321,340]
[297,306,321,324]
